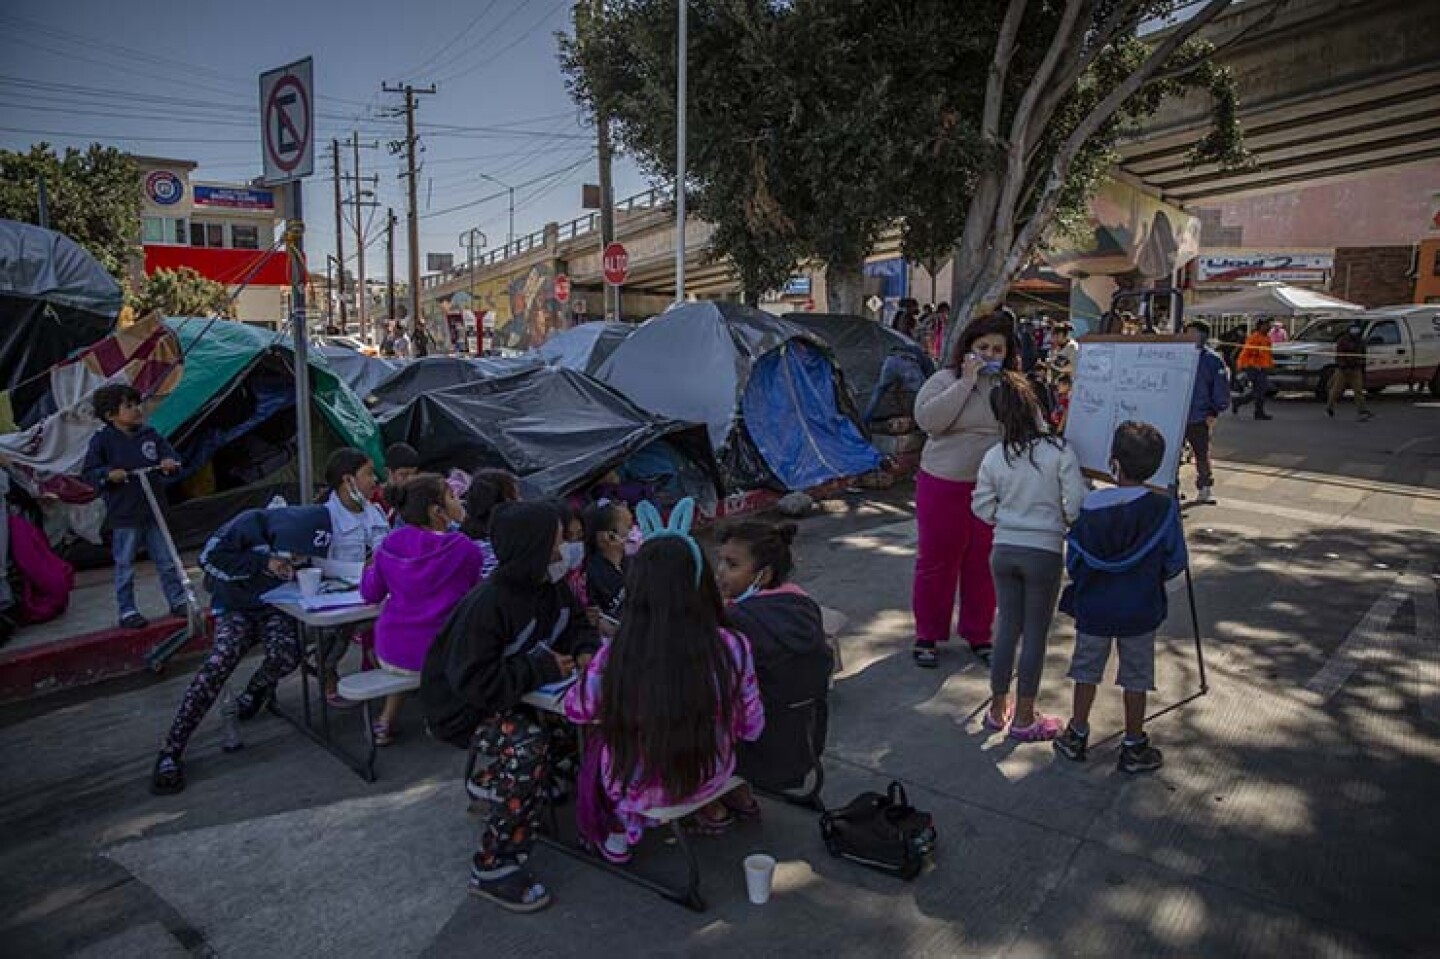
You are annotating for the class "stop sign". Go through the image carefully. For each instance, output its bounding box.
[603,242,629,286]
[554,274,571,303]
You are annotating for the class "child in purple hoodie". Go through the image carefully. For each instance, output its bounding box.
[361,474,483,745]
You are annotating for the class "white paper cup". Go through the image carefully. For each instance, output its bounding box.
[744,853,777,905]
[296,567,322,599]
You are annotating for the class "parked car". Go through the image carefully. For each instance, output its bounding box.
[1270,306,1440,399]
[313,334,378,356]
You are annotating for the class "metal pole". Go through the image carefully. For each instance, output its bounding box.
[405,88,421,329]
[352,131,368,340]
[674,0,687,304]
[289,183,314,505]
[508,187,515,250]
[325,256,333,327]
[330,139,348,328]
[386,208,396,320]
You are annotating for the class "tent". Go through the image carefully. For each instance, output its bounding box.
[377,365,722,511]
[1,219,123,400]
[594,302,880,490]
[791,313,932,421]
[534,321,635,375]
[1192,282,1364,317]
[366,354,541,414]
[316,346,396,401]
[149,318,386,549]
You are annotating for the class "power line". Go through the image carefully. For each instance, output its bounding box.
[433,0,573,86]
[420,153,594,220]
[396,0,501,80]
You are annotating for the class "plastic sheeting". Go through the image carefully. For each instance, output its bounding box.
[366,354,541,414]
[378,365,721,505]
[743,341,881,490]
[316,346,396,399]
[792,313,930,416]
[534,321,635,375]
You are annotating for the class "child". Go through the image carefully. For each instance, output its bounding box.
[149,500,337,794]
[971,373,1089,741]
[372,442,421,522]
[581,499,634,628]
[461,468,520,579]
[563,499,764,863]
[1053,421,1188,773]
[420,501,600,914]
[559,502,588,609]
[716,520,832,803]
[82,384,186,629]
[360,474,483,745]
[317,449,390,708]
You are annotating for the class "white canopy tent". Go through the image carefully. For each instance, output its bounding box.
[1192,282,1364,317]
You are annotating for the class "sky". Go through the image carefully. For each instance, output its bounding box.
[0,0,649,276]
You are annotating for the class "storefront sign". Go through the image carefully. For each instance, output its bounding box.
[193,185,275,211]
[1197,253,1332,284]
[145,170,185,206]
[782,275,812,296]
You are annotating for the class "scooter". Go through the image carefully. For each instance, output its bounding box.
[130,465,209,672]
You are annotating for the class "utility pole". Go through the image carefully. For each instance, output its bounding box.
[383,81,435,333]
[674,0,688,304]
[590,0,617,320]
[330,139,348,329]
[386,208,397,321]
[347,133,380,343]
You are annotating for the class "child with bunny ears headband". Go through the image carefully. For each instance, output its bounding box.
[562,496,766,857]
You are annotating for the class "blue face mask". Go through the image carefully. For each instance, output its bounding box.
[981,360,1004,375]
[446,520,462,533]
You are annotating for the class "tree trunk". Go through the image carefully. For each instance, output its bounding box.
[825,256,866,315]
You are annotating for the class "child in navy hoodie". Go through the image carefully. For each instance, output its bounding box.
[82,384,186,629]
[1053,421,1188,774]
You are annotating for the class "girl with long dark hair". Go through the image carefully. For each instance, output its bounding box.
[563,501,764,864]
[910,313,1016,668]
[971,374,1088,740]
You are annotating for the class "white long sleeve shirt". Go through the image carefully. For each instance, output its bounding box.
[971,438,1089,554]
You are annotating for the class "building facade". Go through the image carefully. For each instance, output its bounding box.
[135,156,289,322]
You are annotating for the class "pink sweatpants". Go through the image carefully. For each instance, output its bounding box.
[912,470,996,649]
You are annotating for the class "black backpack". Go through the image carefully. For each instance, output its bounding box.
[819,781,937,880]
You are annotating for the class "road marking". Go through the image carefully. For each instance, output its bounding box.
[1310,485,1366,505]
[1219,496,1434,535]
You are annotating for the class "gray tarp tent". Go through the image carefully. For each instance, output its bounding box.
[1193,282,1364,317]
[534,321,635,375]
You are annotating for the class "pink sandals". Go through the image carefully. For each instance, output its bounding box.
[1008,714,1064,742]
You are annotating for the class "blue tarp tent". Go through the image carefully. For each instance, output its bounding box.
[595,302,879,490]
[534,320,635,375]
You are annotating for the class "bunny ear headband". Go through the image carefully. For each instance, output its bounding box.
[635,497,702,587]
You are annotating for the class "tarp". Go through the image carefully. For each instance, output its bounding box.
[377,365,722,509]
[1191,282,1364,317]
[594,301,879,490]
[366,354,542,414]
[791,313,930,419]
[316,346,396,400]
[0,218,123,395]
[534,321,635,376]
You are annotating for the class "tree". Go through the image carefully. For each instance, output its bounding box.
[561,1,1248,330]
[132,267,232,318]
[0,143,142,281]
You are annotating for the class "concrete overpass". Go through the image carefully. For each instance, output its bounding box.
[420,0,1439,319]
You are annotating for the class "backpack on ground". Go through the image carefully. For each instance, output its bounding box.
[819,780,936,880]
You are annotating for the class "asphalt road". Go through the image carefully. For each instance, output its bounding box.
[1,388,1437,958]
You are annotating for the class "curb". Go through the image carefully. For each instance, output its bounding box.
[0,616,211,704]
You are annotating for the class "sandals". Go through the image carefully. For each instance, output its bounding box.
[912,642,938,668]
[685,805,735,835]
[1009,713,1065,743]
[468,867,552,914]
[983,702,1013,732]
[597,832,633,865]
[372,720,395,746]
[149,754,185,795]
[721,790,762,821]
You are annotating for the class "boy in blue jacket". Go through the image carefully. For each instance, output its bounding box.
[82,384,186,629]
[1054,421,1188,773]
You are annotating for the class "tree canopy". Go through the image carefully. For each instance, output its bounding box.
[132,267,231,319]
[0,143,141,283]
[561,0,1248,325]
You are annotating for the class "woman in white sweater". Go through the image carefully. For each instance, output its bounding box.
[910,314,1017,668]
[971,373,1089,740]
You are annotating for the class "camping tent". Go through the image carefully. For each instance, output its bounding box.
[316,346,396,400]
[594,302,880,490]
[534,321,635,375]
[1,219,123,402]
[366,353,541,414]
[378,365,721,511]
[150,318,386,548]
[791,313,932,421]
[1192,283,1364,317]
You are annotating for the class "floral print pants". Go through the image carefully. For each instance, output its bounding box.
[468,708,575,873]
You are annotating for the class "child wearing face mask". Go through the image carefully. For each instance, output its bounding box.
[359,474,483,745]
[558,503,589,610]
[581,499,634,633]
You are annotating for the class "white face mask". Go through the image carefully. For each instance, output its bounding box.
[547,560,569,583]
[559,541,585,571]
[623,526,644,557]
[735,573,767,603]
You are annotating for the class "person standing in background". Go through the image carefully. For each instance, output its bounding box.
[1181,320,1231,504]
[1327,322,1372,421]
[1232,318,1275,421]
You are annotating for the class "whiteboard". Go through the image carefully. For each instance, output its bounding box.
[1063,335,1200,485]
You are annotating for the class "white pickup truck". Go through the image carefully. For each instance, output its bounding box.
[1269,306,1440,399]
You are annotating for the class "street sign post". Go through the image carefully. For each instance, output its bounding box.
[866,294,884,314]
[554,274,572,303]
[603,242,629,286]
[260,57,315,503]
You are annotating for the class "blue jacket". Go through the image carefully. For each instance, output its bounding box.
[1187,346,1231,424]
[1060,488,1188,637]
[199,506,334,611]
[82,424,179,529]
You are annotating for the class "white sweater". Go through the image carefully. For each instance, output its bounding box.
[971,439,1089,554]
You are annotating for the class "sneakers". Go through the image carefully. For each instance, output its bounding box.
[235,683,275,721]
[1053,723,1089,762]
[1195,486,1214,505]
[1118,734,1164,774]
[468,865,552,914]
[150,753,185,795]
[1009,713,1064,743]
[120,612,149,630]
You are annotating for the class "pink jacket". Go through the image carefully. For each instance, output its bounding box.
[563,628,764,818]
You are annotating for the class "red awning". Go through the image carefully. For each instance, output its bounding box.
[143,245,290,286]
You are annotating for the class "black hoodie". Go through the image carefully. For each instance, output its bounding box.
[420,501,601,747]
[728,586,833,791]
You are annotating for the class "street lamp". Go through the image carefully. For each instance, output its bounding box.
[477,173,515,253]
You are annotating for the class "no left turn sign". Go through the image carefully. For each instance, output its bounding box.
[260,57,314,184]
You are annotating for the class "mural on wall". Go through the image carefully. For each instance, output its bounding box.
[1041,177,1201,334]
[447,262,569,351]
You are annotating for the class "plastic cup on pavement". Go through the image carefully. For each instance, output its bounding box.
[744,853,777,905]
[297,567,322,599]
